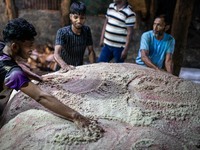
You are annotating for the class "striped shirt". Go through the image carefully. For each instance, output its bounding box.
[104,2,136,48]
[55,25,93,66]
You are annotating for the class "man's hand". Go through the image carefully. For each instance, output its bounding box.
[73,113,104,133]
[41,74,63,81]
[73,113,91,128]
[99,41,104,47]
[121,49,128,60]
[60,64,75,73]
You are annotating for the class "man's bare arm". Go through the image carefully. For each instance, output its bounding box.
[165,53,173,74]
[54,45,74,71]
[18,63,43,82]
[20,82,90,128]
[141,50,160,70]
[121,26,133,60]
[87,45,96,63]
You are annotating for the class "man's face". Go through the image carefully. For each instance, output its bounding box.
[153,18,166,37]
[113,0,124,4]
[16,40,35,59]
[70,14,86,29]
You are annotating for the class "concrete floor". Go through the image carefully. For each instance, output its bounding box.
[179,67,200,84]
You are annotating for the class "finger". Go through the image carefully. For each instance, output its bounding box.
[60,68,68,73]
[69,66,76,70]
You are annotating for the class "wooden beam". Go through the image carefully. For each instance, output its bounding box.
[60,0,71,27]
[5,0,17,20]
[171,0,195,76]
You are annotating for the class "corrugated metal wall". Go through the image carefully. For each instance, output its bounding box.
[14,0,61,10]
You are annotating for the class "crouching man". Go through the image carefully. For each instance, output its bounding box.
[0,18,102,132]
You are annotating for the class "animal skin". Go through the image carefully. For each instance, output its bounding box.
[0,63,200,150]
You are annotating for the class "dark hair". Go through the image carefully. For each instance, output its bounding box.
[70,1,86,15]
[155,14,171,25]
[3,18,37,43]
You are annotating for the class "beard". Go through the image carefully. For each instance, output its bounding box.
[153,30,164,38]
[73,24,83,30]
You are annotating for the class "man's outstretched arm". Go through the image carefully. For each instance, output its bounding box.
[20,81,91,129]
[54,45,75,72]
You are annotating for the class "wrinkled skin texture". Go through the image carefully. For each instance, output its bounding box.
[0,63,200,150]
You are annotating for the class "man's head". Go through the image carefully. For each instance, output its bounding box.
[69,1,86,29]
[3,18,37,43]
[3,18,37,59]
[113,0,127,4]
[153,15,170,38]
[70,1,86,16]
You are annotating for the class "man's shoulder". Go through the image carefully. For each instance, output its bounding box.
[58,25,71,32]
[82,25,90,30]
[0,56,21,79]
[1,59,20,70]
[108,3,135,16]
[56,26,72,36]
[124,3,136,15]
[108,3,115,8]
[165,33,175,41]
[81,25,91,33]
[142,30,153,37]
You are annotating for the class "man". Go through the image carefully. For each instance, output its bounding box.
[136,15,175,74]
[98,0,136,63]
[54,1,96,72]
[1,41,43,82]
[0,18,98,130]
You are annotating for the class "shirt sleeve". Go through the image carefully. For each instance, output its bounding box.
[166,38,175,54]
[140,32,150,51]
[5,67,30,91]
[126,15,136,27]
[55,28,66,46]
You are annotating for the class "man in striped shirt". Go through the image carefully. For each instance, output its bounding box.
[98,0,136,63]
[54,1,96,72]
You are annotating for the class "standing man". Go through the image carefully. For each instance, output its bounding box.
[54,1,96,72]
[98,0,136,63]
[135,15,175,74]
[0,18,99,130]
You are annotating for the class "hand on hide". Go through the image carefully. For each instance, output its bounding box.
[60,65,75,73]
[73,113,104,134]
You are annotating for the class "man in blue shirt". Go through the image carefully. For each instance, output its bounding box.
[136,15,175,74]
